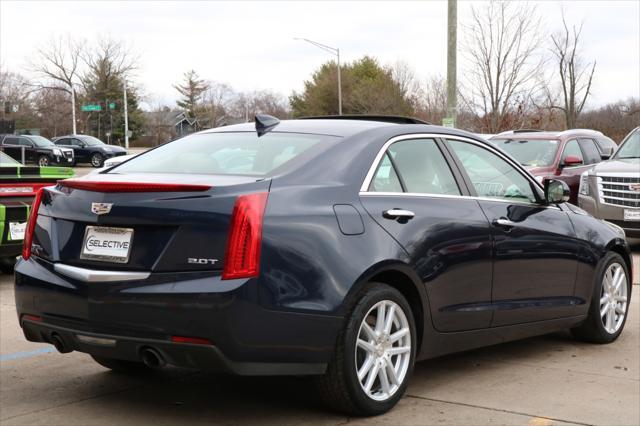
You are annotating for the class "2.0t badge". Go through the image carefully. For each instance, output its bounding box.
[91,202,113,215]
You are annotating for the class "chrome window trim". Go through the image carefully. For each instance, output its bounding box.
[54,263,150,283]
[359,191,561,210]
[360,133,545,197]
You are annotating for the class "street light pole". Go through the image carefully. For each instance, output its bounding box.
[294,38,342,115]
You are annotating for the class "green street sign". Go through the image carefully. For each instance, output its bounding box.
[108,102,116,110]
[81,104,102,112]
[442,117,455,128]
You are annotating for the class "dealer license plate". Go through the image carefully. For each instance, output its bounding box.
[624,209,640,222]
[8,222,26,241]
[80,226,134,263]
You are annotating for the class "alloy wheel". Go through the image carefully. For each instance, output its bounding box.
[91,154,103,167]
[39,157,49,166]
[600,262,628,334]
[355,300,411,402]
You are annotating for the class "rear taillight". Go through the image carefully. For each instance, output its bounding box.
[59,180,211,193]
[222,192,268,280]
[22,188,45,260]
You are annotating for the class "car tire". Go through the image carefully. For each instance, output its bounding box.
[315,282,416,416]
[38,155,50,167]
[90,153,104,168]
[91,355,152,374]
[571,252,631,343]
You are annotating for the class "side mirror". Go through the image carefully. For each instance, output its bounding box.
[563,155,583,167]
[545,179,571,204]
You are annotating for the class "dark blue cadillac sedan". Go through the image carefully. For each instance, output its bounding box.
[15,116,632,415]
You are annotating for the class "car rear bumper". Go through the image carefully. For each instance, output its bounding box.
[15,257,343,375]
[20,318,326,375]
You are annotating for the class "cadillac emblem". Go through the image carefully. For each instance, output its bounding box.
[91,202,113,215]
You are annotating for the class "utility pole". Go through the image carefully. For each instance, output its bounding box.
[71,85,77,134]
[123,80,129,149]
[446,0,457,128]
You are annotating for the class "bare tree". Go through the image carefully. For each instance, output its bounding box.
[29,35,85,133]
[202,82,235,127]
[548,13,596,129]
[390,61,423,109]
[416,75,448,124]
[462,0,545,132]
[233,90,289,120]
[30,35,84,91]
[82,37,137,90]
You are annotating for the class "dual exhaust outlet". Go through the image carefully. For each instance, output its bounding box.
[49,332,166,369]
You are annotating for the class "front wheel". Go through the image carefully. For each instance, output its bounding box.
[90,153,104,167]
[38,155,50,167]
[572,252,631,343]
[315,283,416,416]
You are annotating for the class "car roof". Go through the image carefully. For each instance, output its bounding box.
[200,118,486,141]
[201,119,398,138]
[491,129,605,141]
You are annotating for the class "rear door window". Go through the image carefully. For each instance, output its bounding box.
[578,138,602,164]
[3,137,19,145]
[370,138,460,195]
[369,153,403,192]
[19,137,33,147]
[561,139,584,165]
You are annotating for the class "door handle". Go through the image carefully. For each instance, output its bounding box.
[383,209,415,220]
[493,218,516,228]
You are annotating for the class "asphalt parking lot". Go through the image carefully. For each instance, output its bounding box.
[1,249,638,425]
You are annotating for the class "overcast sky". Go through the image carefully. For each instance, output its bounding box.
[2,1,639,109]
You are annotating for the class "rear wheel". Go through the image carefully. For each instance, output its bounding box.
[91,355,152,374]
[316,283,416,416]
[91,153,104,167]
[38,155,50,167]
[571,252,630,343]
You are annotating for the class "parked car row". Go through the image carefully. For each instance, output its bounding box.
[13,115,633,416]
[0,151,73,272]
[0,134,127,168]
[0,134,75,166]
[488,129,617,204]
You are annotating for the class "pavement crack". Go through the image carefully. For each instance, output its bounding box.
[404,394,592,426]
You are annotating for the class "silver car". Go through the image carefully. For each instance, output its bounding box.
[578,126,640,241]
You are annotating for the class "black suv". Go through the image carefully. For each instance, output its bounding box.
[0,134,74,166]
[52,134,127,167]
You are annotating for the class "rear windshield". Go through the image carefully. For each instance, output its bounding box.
[490,138,560,167]
[110,132,336,176]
